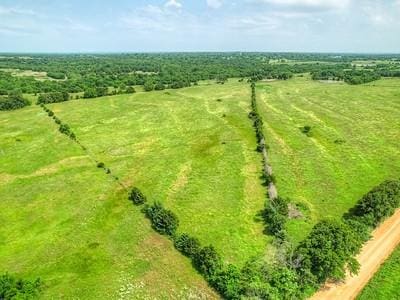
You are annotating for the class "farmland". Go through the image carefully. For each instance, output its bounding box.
[0,80,267,298]
[1,53,400,299]
[256,76,400,243]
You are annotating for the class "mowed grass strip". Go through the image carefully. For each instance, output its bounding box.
[0,105,218,299]
[357,245,400,300]
[256,76,400,243]
[49,80,269,266]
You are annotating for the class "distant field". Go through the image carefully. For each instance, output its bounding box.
[256,76,400,243]
[0,80,268,298]
[0,68,63,81]
[358,245,400,300]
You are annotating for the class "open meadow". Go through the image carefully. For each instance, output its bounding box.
[256,76,400,243]
[0,80,269,298]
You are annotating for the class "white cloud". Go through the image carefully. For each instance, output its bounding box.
[207,0,223,9]
[165,0,182,9]
[257,0,350,10]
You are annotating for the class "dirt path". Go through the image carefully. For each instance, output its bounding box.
[310,209,400,300]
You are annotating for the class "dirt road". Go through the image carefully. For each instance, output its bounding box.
[310,209,400,300]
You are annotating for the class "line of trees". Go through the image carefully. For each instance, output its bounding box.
[126,178,400,299]
[41,104,76,140]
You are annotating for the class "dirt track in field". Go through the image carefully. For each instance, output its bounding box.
[310,209,400,300]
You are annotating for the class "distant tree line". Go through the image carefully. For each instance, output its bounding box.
[1,53,398,95]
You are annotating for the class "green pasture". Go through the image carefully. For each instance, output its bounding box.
[256,76,400,243]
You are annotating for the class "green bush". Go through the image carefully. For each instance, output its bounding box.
[144,202,179,236]
[351,180,400,226]
[193,245,223,277]
[128,187,147,205]
[0,273,42,299]
[37,92,69,104]
[0,92,30,111]
[174,233,201,257]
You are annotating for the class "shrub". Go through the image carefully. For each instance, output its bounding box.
[294,220,363,286]
[211,264,242,299]
[97,162,105,168]
[0,273,42,299]
[174,233,201,257]
[194,245,223,278]
[144,202,179,236]
[0,92,30,111]
[300,125,313,137]
[37,92,69,104]
[128,187,147,205]
[350,180,400,227]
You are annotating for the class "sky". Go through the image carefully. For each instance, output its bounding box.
[0,0,399,53]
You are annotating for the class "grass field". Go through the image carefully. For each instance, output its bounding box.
[0,80,268,298]
[256,76,400,243]
[2,76,399,298]
[357,245,400,300]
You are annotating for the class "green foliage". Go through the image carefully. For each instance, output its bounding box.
[154,82,165,90]
[193,245,223,278]
[144,202,179,236]
[47,71,66,80]
[0,273,41,299]
[294,220,363,287]
[174,233,201,258]
[350,180,400,226]
[300,125,313,137]
[264,197,288,240]
[143,81,154,92]
[128,187,147,205]
[0,92,30,111]
[37,92,69,104]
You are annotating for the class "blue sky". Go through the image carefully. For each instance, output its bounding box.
[0,0,399,52]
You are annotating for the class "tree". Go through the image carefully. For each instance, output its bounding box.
[0,273,42,299]
[143,81,154,92]
[174,233,201,257]
[154,82,165,90]
[194,245,223,277]
[126,86,136,94]
[128,187,147,205]
[144,202,179,236]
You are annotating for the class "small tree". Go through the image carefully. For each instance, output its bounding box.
[174,233,201,257]
[144,202,179,236]
[129,187,147,205]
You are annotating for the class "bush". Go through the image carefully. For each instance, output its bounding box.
[300,125,312,137]
[0,92,30,111]
[264,197,288,240]
[144,202,179,236]
[211,264,242,299]
[350,180,400,227]
[174,233,201,257]
[194,245,223,278]
[37,92,69,104]
[294,220,363,286]
[0,273,42,299]
[97,162,105,168]
[128,187,147,205]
